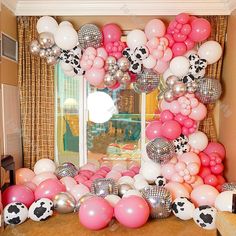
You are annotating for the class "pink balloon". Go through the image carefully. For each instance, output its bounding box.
[204,174,218,187]
[145,120,162,140]
[122,170,135,177]
[178,152,201,165]
[191,176,204,189]
[34,179,66,200]
[70,184,90,201]
[199,166,211,179]
[199,152,210,167]
[204,142,226,159]
[74,175,88,184]
[160,100,171,111]
[173,33,187,43]
[161,120,182,140]
[154,60,169,73]
[187,163,200,175]
[114,196,150,228]
[85,68,105,86]
[80,163,98,172]
[2,185,35,208]
[160,110,174,122]
[16,168,35,185]
[102,24,122,44]
[23,182,37,192]
[172,42,187,56]
[162,48,173,62]
[165,182,190,200]
[60,176,77,192]
[96,47,108,60]
[184,38,195,50]
[93,57,104,69]
[99,166,111,172]
[165,34,175,47]
[83,180,93,189]
[161,163,176,179]
[106,170,122,181]
[181,24,191,35]
[189,103,207,121]
[175,13,190,24]
[191,184,219,207]
[169,100,180,114]
[171,173,184,183]
[32,172,57,186]
[174,113,187,125]
[189,18,211,42]
[90,174,104,181]
[211,163,224,175]
[145,19,166,40]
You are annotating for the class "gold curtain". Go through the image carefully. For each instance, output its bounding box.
[198,16,228,141]
[17,17,55,168]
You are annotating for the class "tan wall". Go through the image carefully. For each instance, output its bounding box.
[219,10,236,181]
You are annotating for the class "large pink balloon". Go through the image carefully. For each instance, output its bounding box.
[161,163,176,180]
[161,120,182,140]
[189,103,207,121]
[79,196,113,230]
[114,196,150,228]
[34,179,66,200]
[204,142,226,159]
[16,168,35,185]
[2,185,35,208]
[145,19,166,40]
[32,172,57,186]
[145,120,162,140]
[85,68,105,86]
[191,184,219,207]
[189,18,211,42]
[102,24,122,44]
[165,182,190,200]
[172,42,187,57]
[178,152,201,165]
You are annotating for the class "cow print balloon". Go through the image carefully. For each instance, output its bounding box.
[28,198,54,221]
[134,46,149,60]
[4,202,28,225]
[155,176,166,187]
[173,134,190,155]
[188,53,207,78]
[172,197,195,220]
[193,205,217,230]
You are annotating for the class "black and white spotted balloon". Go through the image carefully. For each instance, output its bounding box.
[172,197,195,220]
[4,202,28,225]
[173,134,190,155]
[193,205,217,230]
[28,198,54,221]
[155,176,166,187]
[188,53,207,78]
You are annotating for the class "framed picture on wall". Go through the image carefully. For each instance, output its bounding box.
[1,33,18,62]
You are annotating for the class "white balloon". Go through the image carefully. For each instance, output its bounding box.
[140,161,161,183]
[34,158,56,175]
[118,176,134,186]
[133,174,145,182]
[143,55,156,69]
[123,189,143,198]
[105,195,121,207]
[169,56,190,77]
[37,16,58,34]
[59,21,73,28]
[215,191,236,212]
[127,29,147,50]
[134,180,149,190]
[188,131,208,151]
[60,61,73,71]
[54,25,78,50]
[162,68,174,82]
[198,41,222,65]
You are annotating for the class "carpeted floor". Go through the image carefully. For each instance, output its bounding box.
[2,213,216,236]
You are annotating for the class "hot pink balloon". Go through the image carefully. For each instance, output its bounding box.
[181,24,191,35]
[85,68,105,86]
[16,168,35,185]
[165,182,190,200]
[161,120,181,140]
[160,110,174,122]
[34,179,66,200]
[79,196,113,230]
[114,196,150,228]
[189,103,207,121]
[145,19,166,40]
[60,176,77,192]
[184,38,195,50]
[179,152,201,165]
[191,184,219,207]
[2,185,35,208]
[145,120,162,140]
[32,172,57,186]
[172,42,187,56]
[173,33,187,43]
[102,23,122,44]
[165,34,175,47]
[199,166,211,179]
[189,18,211,42]
[204,142,226,159]
[175,13,190,24]
[211,163,224,175]
[74,175,88,184]
[199,152,210,167]
[23,182,37,192]
[204,174,218,187]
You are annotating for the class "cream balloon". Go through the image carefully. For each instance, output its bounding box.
[36,16,58,34]
[123,189,143,198]
[127,29,147,50]
[60,61,73,71]
[134,180,149,191]
[163,68,174,82]
[140,161,162,183]
[32,172,57,186]
[198,41,222,64]
[105,195,121,207]
[118,176,134,186]
[59,21,73,28]
[188,131,208,151]
[215,191,236,212]
[169,56,190,77]
[34,158,56,175]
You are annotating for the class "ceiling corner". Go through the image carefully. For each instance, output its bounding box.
[2,0,17,13]
[228,0,236,13]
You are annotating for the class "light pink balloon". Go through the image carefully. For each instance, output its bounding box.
[161,163,176,179]
[23,181,37,192]
[97,47,108,60]
[145,120,162,140]
[191,176,204,188]
[74,175,87,184]
[178,152,201,165]
[191,184,219,207]
[32,172,57,186]
[171,173,184,183]
[189,103,207,121]
[106,170,122,181]
[60,176,77,192]
[169,100,181,114]
[16,168,35,185]
[160,100,171,111]
[80,163,98,172]
[85,68,105,86]
[146,37,159,49]
[187,163,200,175]
[145,19,166,39]
[69,184,90,201]
[143,55,156,69]
[162,48,173,62]
[93,57,104,69]
[165,182,190,200]
[154,60,169,73]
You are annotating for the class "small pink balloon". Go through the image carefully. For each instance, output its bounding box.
[172,42,187,56]
[80,60,91,70]
[204,174,218,187]
[99,166,111,172]
[187,163,200,175]
[79,170,94,179]
[34,179,66,200]
[184,38,195,50]
[175,13,190,24]
[102,24,122,44]
[160,110,174,122]
[174,113,187,125]
[106,170,122,181]
[93,57,104,69]
[60,176,77,192]
[199,166,211,179]
[23,182,37,192]
[173,33,187,43]
[114,196,150,228]
[190,184,219,207]
[122,170,135,177]
[175,162,186,172]
[130,166,140,174]
[165,34,175,47]
[161,163,176,180]
[79,196,113,230]
[74,174,88,184]
[161,120,182,140]
[97,47,108,60]
[90,174,104,181]
[145,120,163,140]
[95,169,107,177]
[184,118,194,128]
[162,47,173,62]
[165,182,190,200]
[146,37,159,49]
[86,47,97,55]
[160,100,171,111]
[145,19,166,40]
[83,180,93,189]
[169,100,180,114]
[80,163,98,172]
[179,152,201,165]
[16,168,35,185]
[154,60,169,73]
[70,184,90,201]
[32,172,57,186]
[191,176,204,188]
[181,24,191,35]
[211,163,224,175]
[2,185,35,208]
[85,68,105,86]
[189,103,207,121]
[199,152,210,167]
[171,173,184,183]
[204,142,226,159]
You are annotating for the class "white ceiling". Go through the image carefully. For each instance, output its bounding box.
[2,0,236,16]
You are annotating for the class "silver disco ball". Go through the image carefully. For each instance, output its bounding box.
[221,182,236,192]
[195,78,222,104]
[133,69,160,94]
[55,162,78,179]
[78,24,103,49]
[141,186,172,219]
[146,138,175,165]
[91,178,118,198]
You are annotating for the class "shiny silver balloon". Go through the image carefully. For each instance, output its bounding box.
[47,56,57,65]
[195,78,222,104]
[221,182,236,192]
[75,193,95,212]
[53,192,75,214]
[141,186,172,219]
[119,72,131,85]
[118,183,133,197]
[91,178,118,198]
[117,57,130,72]
[78,24,103,49]
[38,32,55,49]
[146,137,175,165]
[172,81,186,98]
[106,56,117,66]
[104,73,117,87]
[51,45,61,57]
[46,48,54,57]
[164,89,175,102]
[114,70,124,81]
[30,40,41,55]
[55,162,78,179]
[39,49,47,58]
[166,75,179,88]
